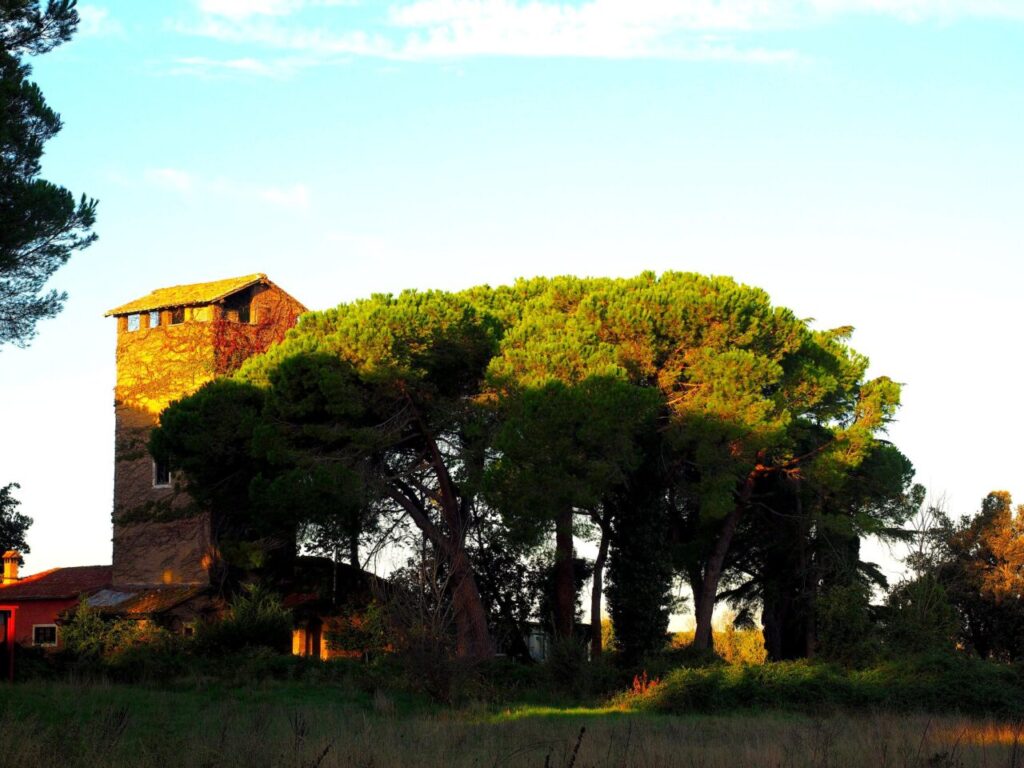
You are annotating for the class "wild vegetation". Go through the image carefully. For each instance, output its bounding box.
[152,272,917,665]
[9,271,1024,762]
[1,677,1023,768]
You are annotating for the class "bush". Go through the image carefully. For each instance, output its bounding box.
[629,654,1024,717]
[815,582,880,665]
[325,600,390,658]
[194,585,292,656]
[57,602,188,682]
[668,625,766,667]
[883,575,959,656]
[546,636,588,694]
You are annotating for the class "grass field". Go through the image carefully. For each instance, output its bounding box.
[1,681,1022,767]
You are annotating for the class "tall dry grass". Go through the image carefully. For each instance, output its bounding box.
[0,682,1021,767]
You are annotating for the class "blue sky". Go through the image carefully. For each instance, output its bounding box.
[2,1,1022,588]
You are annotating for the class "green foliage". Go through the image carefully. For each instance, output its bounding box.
[61,602,164,660]
[194,585,292,656]
[673,626,769,667]
[155,272,907,665]
[883,575,960,656]
[467,512,544,660]
[907,493,1024,661]
[606,450,675,665]
[60,602,187,682]
[1,0,97,346]
[631,655,1024,717]
[325,600,390,658]
[815,581,879,665]
[545,636,589,694]
[0,481,31,554]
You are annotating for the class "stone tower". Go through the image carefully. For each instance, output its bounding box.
[106,274,306,587]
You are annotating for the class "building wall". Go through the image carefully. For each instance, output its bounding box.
[111,282,305,588]
[0,599,78,647]
[112,514,214,586]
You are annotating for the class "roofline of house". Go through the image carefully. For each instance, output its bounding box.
[105,273,308,317]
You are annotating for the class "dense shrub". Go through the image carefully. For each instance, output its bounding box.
[193,585,292,656]
[630,655,1024,716]
[325,601,390,658]
[883,575,960,656]
[57,603,189,682]
[671,626,767,666]
[815,582,879,665]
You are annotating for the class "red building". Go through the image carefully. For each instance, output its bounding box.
[0,551,111,677]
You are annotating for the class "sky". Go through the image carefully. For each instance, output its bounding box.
[1,0,1022,593]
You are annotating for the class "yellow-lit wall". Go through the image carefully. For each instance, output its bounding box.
[111,283,305,588]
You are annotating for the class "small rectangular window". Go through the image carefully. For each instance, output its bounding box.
[171,307,185,325]
[150,311,161,327]
[33,625,57,647]
[154,459,171,487]
[127,314,140,332]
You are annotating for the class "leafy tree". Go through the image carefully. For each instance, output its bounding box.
[883,574,959,656]
[486,374,659,651]
[482,273,902,652]
[152,272,906,667]
[150,379,287,589]
[237,290,501,659]
[466,509,542,661]
[1,0,97,346]
[933,492,1024,660]
[606,452,676,664]
[0,482,31,555]
[815,581,878,665]
[722,442,919,660]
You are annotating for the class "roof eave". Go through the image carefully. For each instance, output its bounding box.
[104,274,270,317]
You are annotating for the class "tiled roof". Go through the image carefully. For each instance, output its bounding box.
[0,566,111,601]
[85,585,207,616]
[105,273,267,316]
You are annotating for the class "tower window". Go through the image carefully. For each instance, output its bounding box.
[149,311,161,327]
[154,459,171,487]
[127,314,140,332]
[223,288,254,324]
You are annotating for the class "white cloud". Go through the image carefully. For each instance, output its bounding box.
[174,0,1024,66]
[76,5,124,37]
[387,1,801,59]
[145,167,194,193]
[180,3,795,62]
[168,55,308,77]
[197,0,303,19]
[195,0,358,19]
[144,168,311,210]
[386,0,1024,41]
[255,182,311,208]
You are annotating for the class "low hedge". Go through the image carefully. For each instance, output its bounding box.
[630,654,1024,717]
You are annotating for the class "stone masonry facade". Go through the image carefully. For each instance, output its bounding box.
[108,275,306,587]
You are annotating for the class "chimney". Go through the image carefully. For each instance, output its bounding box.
[2,551,19,585]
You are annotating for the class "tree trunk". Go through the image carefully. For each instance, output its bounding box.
[692,500,746,650]
[692,470,759,650]
[590,522,610,658]
[449,546,494,660]
[349,534,360,569]
[554,508,575,639]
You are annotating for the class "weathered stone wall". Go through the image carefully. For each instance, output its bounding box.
[112,514,213,586]
[110,281,305,588]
